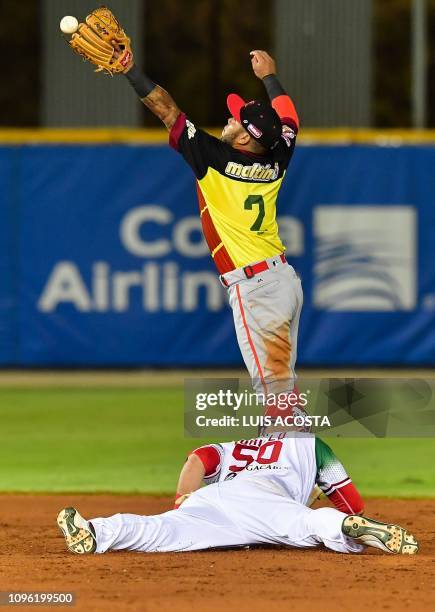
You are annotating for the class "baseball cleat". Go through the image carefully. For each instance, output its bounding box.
[57,507,96,554]
[342,515,419,555]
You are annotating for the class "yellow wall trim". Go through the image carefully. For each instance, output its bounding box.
[2,127,435,145]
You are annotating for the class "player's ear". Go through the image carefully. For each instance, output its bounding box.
[236,130,251,146]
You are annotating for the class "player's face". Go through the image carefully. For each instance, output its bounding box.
[221,117,246,145]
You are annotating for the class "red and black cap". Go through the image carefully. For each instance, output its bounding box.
[227,93,281,150]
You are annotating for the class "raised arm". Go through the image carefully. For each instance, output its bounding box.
[65,6,180,130]
[250,50,299,130]
[123,62,181,130]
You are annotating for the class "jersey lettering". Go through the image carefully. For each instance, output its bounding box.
[224,161,279,182]
[169,113,297,272]
[229,440,283,472]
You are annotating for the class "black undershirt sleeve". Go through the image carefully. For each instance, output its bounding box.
[124,64,156,98]
[262,74,286,101]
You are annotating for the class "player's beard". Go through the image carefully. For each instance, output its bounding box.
[221,131,235,145]
[221,123,240,145]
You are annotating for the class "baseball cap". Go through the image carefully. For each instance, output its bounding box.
[227,93,281,150]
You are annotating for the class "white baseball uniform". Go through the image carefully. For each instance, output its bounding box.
[91,434,363,555]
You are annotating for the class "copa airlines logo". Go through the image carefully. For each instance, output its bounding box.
[37,205,303,314]
[313,206,416,311]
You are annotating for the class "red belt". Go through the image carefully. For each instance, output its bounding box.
[220,254,287,287]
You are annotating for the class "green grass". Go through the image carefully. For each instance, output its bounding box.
[0,387,434,497]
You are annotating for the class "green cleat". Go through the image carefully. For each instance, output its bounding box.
[57,507,96,555]
[342,515,419,555]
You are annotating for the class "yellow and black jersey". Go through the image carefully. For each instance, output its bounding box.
[169,112,297,274]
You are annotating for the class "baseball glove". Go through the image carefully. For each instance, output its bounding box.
[68,6,132,75]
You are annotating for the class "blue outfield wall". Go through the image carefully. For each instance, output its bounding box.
[0,142,434,366]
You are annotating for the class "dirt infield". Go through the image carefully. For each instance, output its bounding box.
[0,496,434,612]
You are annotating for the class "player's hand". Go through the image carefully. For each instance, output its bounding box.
[250,50,276,80]
[173,492,191,509]
[113,42,134,73]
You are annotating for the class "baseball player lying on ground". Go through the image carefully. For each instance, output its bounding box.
[57,433,418,556]
[65,8,304,428]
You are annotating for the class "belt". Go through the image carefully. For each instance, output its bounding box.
[220,253,287,288]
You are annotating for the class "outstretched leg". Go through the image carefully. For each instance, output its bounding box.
[212,480,419,556]
[283,506,418,555]
[57,486,251,555]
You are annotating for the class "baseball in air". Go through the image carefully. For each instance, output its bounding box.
[60,16,79,34]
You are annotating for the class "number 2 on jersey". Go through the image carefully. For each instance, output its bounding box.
[229,440,283,472]
[244,195,265,231]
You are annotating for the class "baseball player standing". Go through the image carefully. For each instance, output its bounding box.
[65,9,302,415]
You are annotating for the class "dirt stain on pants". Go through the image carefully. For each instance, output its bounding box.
[263,320,292,386]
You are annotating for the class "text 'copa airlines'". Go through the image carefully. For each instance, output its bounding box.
[38,205,304,313]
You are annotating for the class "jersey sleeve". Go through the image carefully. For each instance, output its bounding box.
[190,444,224,485]
[269,88,298,162]
[270,123,297,168]
[272,94,299,132]
[315,438,364,515]
[169,113,229,180]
